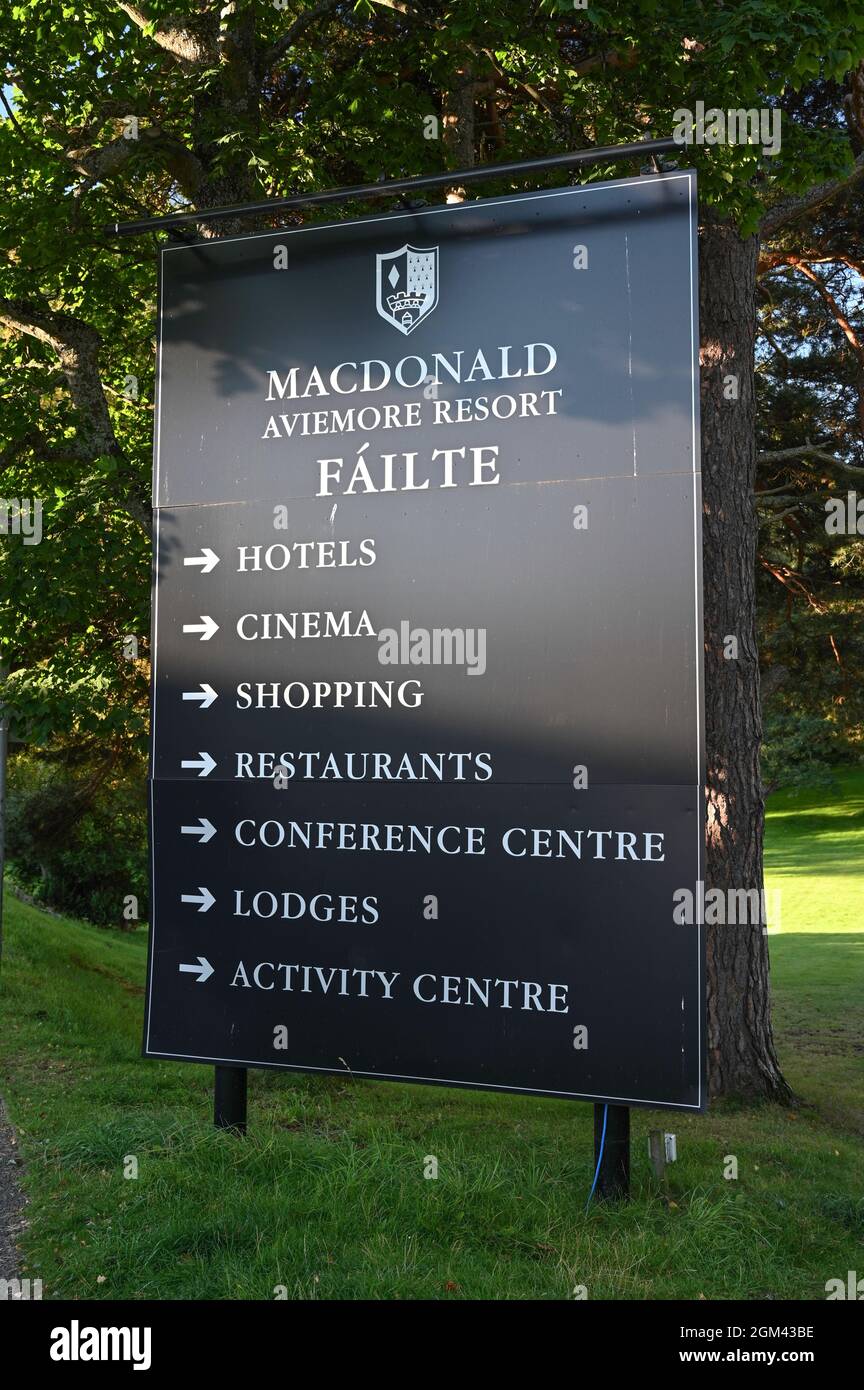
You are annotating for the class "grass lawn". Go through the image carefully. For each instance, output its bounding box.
[1,772,862,1301]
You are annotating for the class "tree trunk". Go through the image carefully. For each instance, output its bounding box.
[443,63,476,199]
[699,215,793,1102]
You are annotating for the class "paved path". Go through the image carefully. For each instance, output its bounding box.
[0,1097,25,1287]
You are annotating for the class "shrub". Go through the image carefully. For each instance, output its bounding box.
[6,751,148,927]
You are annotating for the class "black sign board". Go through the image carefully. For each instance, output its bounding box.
[144,170,705,1111]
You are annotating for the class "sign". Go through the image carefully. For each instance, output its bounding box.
[144,170,705,1111]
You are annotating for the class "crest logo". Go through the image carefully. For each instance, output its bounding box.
[376,245,438,335]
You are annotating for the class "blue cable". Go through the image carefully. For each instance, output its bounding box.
[585,1104,608,1211]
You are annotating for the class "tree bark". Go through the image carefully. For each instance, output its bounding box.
[699,215,793,1102]
[443,63,477,199]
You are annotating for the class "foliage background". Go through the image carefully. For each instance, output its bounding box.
[2,0,863,921]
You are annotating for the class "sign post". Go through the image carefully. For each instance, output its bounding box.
[593,1103,631,1202]
[144,168,705,1166]
[214,1065,247,1135]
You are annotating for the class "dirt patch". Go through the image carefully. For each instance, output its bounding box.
[69,953,145,996]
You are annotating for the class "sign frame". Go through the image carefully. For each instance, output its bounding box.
[143,170,706,1113]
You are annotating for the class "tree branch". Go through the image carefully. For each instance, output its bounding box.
[758,323,790,366]
[759,150,864,240]
[758,248,846,274]
[259,0,345,74]
[116,2,218,64]
[0,299,109,423]
[0,297,150,529]
[65,124,205,199]
[790,261,864,435]
[477,48,556,117]
[760,559,826,612]
[757,440,864,476]
[1,429,102,468]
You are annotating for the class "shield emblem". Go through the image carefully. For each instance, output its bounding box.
[376,245,439,335]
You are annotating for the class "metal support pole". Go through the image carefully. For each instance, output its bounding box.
[593,1103,630,1201]
[214,1066,247,1134]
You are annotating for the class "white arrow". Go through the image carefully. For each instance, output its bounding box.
[181,886,215,913]
[182,684,218,709]
[182,615,219,641]
[183,548,220,574]
[181,751,216,778]
[180,818,217,844]
[178,956,214,983]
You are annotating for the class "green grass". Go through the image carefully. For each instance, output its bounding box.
[1,772,862,1300]
[762,767,864,1138]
